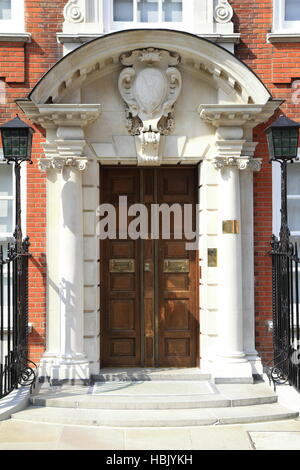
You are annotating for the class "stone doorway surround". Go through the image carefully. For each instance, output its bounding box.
[17,29,281,383]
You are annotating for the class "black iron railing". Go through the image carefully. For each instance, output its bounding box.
[0,237,36,399]
[269,235,300,391]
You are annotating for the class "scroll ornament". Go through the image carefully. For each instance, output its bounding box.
[214,0,233,24]
[214,156,262,171]
[64,0,84,23]
[39,157,88,172]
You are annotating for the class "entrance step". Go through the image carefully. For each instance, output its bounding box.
[10,373,299,427]
[11,403,298,427]
[30,382,278,410]
[91,368,211,382]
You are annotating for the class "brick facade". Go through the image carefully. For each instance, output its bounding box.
[0,1,65,364]
[0,0,297,367]
[231,0,300,363]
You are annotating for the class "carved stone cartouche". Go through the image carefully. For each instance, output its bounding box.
[118,48,182,165]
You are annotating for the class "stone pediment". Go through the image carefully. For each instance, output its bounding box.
[17,31,280,167]
[24,31,271,107]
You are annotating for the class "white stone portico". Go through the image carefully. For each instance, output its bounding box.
[17,29,280,383]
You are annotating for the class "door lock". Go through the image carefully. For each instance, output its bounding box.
[144,263,151,272]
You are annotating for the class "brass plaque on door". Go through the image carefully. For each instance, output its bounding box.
[109,259,135,273]
[163,259,189,273]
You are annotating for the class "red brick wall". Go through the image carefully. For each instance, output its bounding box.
[0,43,25,83]
[231,0,300,363]
[0,0,67,364]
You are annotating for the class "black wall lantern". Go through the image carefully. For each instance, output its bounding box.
[266,114,300,250]
[266,114,300,163]
[0,115,34,164]
[266,117,300,389]
[0,116,36,393]
[0,115,34,250]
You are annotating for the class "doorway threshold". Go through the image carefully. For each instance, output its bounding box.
[91,368,211,382]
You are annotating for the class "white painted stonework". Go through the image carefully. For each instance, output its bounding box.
[59,0,239,54]
[118,47,182,165]
[18,29,280,382]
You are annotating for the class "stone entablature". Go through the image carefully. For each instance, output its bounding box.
[198,103,282,128]
[198,103,280,172]
[15,103,101,128]
[16,103,101,170]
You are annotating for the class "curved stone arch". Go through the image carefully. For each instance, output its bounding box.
[65,57,246,106]
[179,64,245,104]
[55,62,122,104]
[28,29,271,106]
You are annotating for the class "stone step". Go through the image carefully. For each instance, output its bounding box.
[30,382,278,410]
[30,395,230,410]
[11,403,298,427]
[91,368,211,382]
[30,394,278,410]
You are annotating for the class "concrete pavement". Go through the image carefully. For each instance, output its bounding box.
[1,418,300,450]
[1,375,300,450]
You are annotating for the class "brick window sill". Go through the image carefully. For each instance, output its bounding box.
[0,33,31,43]
[267,32,300,43]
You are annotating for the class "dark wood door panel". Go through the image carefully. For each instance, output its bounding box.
[101,169,141,367]
[157,169,198,367]
[100,167,199,368]
[104,170,140,204]
[158,168,195,204]
[109,240,135,258]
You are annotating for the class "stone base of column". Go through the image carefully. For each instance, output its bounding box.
[39,352,90,384]
[212,354,254,384]
[245,351,264,377]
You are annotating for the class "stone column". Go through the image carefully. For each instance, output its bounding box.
[39,135,90,383]
[240,143,263,376]
[198,105,281,381]
[13,104,101,382]
[213,129,260,382]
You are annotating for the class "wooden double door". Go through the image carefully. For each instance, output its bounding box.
[100,167,199,368]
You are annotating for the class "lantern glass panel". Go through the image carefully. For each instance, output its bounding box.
[271,127,299,160]
[1,127,31,160]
